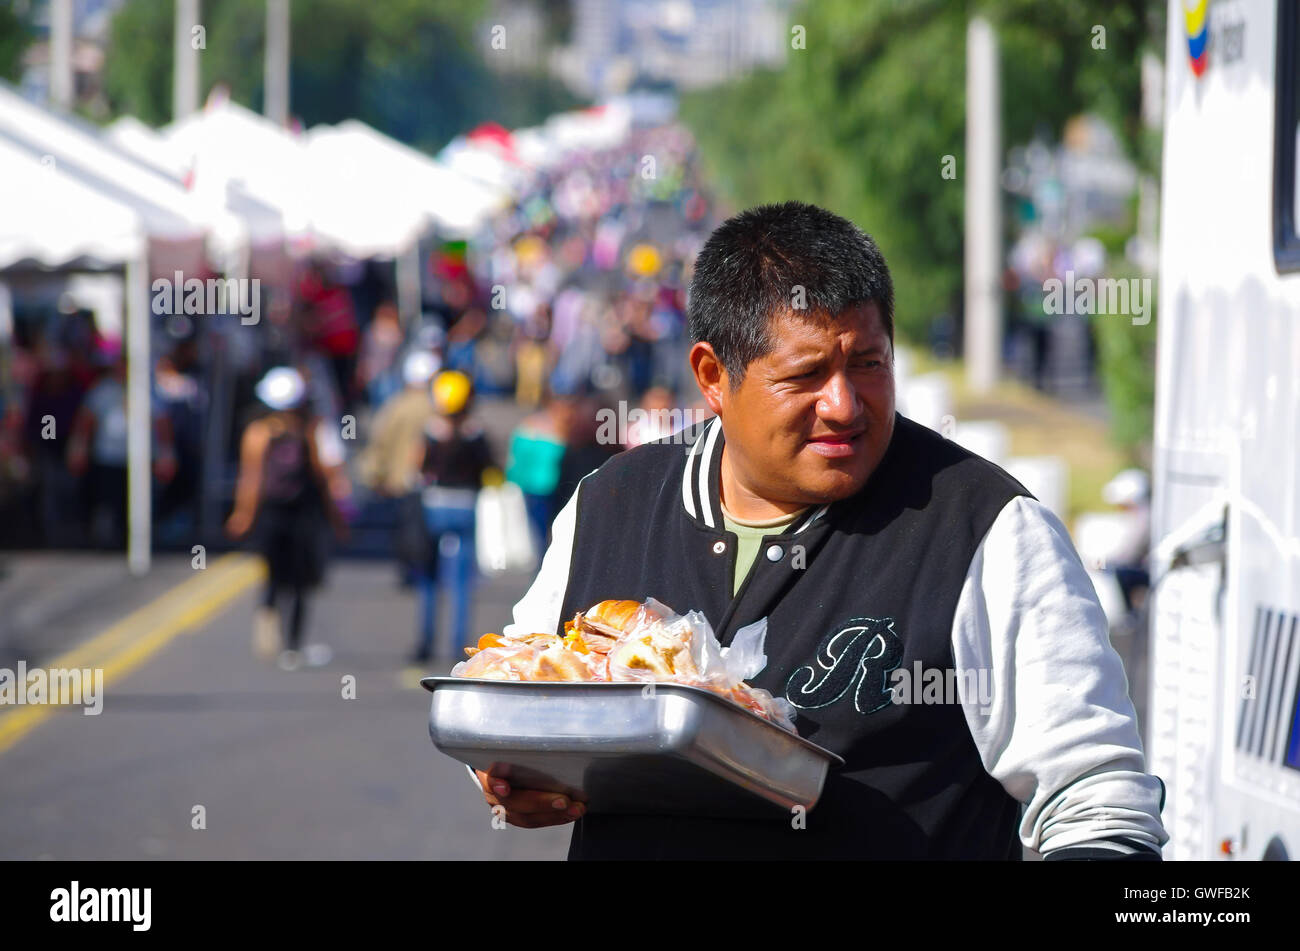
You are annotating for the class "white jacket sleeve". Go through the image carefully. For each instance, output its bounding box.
[501,482,580,640]
[951,495,1168,858]
[462,485,583,796]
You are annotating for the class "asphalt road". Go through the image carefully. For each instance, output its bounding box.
[0,555,573,860]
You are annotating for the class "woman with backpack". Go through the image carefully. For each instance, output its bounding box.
[225,366,348,671]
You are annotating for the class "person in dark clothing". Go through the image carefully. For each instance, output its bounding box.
[225,367,347,671]
[411,370,499,664]
[66,354,176,549]
[552,395,620,515]
[23,349,87,546]
[473,201,1167,861]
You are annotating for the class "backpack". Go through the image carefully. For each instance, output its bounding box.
[262,430,310,505]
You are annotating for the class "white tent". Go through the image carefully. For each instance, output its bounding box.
[0,137,153,576]
[0,138,144,269]
[443,102,636,190]
[160,97,314,250]
[108,114,285,253]
[0,83,247,275]
[543,102,633,153]
[162,100,498,260]
[438,133,531,196]
[300,126,431,259]
[106,114,190,177]
[305,120,508,243]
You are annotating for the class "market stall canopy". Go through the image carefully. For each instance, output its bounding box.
[163,99,479,257]
[462,102,636,182]
[306,120,509,245]
[0,83,246,275]
[542,102,633,154]
[108,114,285,250]
[0,136,145,270]
[161,96,315,249]
[438,126,532,196]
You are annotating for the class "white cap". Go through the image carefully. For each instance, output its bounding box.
[1103,468,1150,506]
[255,366,307,411]
[402,349,441,386]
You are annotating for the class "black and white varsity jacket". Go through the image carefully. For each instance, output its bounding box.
[498,413,1168,860]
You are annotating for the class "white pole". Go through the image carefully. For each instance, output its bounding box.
[264,0,290,126]
[964,16,1002,394]
[396,240,422,327]
[126,254,152,576]
[49,0,74,110]
[174,0,201,121]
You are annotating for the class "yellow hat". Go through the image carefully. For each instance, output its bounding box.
[627,243,662,277]
[514,235,546,267]
[432,370,473,416]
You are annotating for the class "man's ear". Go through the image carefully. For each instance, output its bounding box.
[689,342,728,416]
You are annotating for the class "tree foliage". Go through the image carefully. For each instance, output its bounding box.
[101,0,580,151]
[0,2,32,84]
[681,0,1164,343]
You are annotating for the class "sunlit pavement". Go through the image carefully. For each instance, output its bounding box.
[0,555,572,860]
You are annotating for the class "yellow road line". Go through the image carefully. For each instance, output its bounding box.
[40,553,251,670]
[0,553,266,755]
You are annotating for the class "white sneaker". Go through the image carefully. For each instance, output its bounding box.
[303,644,333,668]
[253,607,281,661]
[277,650,302,672]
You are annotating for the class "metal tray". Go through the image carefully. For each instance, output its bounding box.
[422,676,843,818]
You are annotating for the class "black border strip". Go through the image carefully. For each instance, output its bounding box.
[1273,0,1300,271]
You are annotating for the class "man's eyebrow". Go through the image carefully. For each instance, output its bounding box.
[852,344,888,357]
[776,348,825,366]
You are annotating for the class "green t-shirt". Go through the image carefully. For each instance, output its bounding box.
[506,430,566,496]
[720,503,807,597]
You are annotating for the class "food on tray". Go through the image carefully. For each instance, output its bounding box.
[452,598,798,731]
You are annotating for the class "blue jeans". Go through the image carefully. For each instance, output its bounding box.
[522,491,553,559]
[416,503,477,657]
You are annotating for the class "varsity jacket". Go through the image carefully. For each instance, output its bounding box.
[499,413,1168,860]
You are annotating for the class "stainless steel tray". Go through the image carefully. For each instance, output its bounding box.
[422,676,843,818]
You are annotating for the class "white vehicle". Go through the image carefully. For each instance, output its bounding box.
[1150,0,1300,860]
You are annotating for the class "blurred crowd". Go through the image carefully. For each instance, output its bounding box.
[0,122,719,563]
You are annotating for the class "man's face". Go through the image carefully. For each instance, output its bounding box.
[713,302,896,508]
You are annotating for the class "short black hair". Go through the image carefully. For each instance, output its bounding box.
[688,201,894,386]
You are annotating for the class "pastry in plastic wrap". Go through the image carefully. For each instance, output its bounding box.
[451,599,798,732]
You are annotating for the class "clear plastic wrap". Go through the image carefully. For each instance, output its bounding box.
[453,599,798,732]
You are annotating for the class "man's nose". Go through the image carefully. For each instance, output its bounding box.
[816,371,862,424]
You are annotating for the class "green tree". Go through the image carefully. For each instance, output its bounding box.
[0,2,31,84]
[1092,270,1157,458]
[681,0,1163,344]
[101,0,579,151]
[102,0,174,124]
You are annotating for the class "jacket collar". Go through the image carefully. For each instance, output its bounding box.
[680,416,829,534]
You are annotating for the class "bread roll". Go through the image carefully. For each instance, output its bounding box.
[579,600,645,637]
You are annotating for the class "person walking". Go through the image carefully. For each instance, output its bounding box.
[357,350,440,586]
[411,370,498,664]
[505,394,570,557]
[225,366,347,671]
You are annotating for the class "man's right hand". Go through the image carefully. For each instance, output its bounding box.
[476,769,586,828]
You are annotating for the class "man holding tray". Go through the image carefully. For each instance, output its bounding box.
[476,201,1168,861]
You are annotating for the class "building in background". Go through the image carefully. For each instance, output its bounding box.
[482,0,549,75]
[553,0,793,99]
[16,0,127,115]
